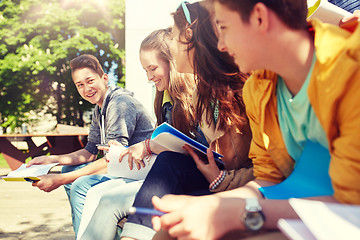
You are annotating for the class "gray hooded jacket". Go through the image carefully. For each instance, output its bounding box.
[85,85,154,155]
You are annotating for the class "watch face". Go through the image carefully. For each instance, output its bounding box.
[244,212,265,231]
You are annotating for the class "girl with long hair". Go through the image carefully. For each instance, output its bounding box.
[76,28,197,240]
[121,2,254,240]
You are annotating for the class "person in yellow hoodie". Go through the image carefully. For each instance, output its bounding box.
[149,0,360,239]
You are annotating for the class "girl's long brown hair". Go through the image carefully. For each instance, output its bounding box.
[140,28,196,136]
[172,2,248,132]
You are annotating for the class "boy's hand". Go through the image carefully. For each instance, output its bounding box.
[151,194,242,240]
[339,10,360,32]
[31,174,64,192]
[27,156,58,168]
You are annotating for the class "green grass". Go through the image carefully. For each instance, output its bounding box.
[0,153,33,168]
[0,154,10,168]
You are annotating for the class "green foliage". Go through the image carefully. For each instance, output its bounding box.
[0,0,125,130]
[0,154,9,168]
[0,153,33,168]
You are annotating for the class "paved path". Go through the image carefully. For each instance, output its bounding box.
[0,167,75,240]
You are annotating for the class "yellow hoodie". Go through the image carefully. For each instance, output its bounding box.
[243,19,360,204]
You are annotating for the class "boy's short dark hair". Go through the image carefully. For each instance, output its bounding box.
[210,0,308,30]
[70,54,104,77]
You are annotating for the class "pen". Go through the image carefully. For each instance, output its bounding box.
[127,207,165,216]
[96,144,109,148]
[24,178,39,183]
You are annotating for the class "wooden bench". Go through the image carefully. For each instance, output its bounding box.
[0,133,88,170]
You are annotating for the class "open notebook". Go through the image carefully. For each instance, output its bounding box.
[278,199,360,240]
[307,0,351,24]
[106,144,157,181]
[151,122,224,165]
[1,163,59,182]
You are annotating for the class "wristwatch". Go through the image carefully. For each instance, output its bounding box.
[242,198,265,231]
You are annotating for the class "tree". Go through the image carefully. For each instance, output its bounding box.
[0,0,125,132]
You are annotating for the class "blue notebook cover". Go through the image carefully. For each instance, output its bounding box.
[259,141,334,199]
[151,123,224,165]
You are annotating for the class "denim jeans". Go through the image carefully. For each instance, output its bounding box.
[77,178,143,240]
[61,163,91,199]
[121,151,212,240]
[61,165,118,237]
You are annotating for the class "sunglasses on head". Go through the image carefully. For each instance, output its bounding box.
[180,1,192,24]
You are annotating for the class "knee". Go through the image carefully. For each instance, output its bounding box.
[85,185,98,200]
[157,151,181,160]
[154,151,192,170]
[98,195,135,221]
[70,176,91,199]
[101,192,128,206]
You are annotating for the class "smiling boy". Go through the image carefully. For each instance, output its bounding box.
[27,54,154,234]
[151,1,360,239]
[73,67,108,107]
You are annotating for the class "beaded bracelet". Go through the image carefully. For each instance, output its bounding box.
[209,170,226,190]
[209,170,223,188]
[144,138,152,156]
[210,170,226,190]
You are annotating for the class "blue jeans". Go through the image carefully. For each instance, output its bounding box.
[121,151,212,240]
[62,163,90,199]
[61,165,117,237]
[77,178,143,240]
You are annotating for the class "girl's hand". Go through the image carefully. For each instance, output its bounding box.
[183,144,221,183]
[118,140,148,170]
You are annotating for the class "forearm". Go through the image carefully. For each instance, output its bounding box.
[261,195,338,229]
[149,139,169,155]
[76,158,108,175]
[216,180,338,229]
[54,149,96,165]
[216,179,270,198]
[59,158,107,185]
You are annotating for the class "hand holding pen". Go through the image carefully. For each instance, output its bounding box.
[150,194,230,240]
[127,206,165,216]
[96,143,110,152]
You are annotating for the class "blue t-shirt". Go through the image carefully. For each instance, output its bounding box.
[276,54,328,163]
